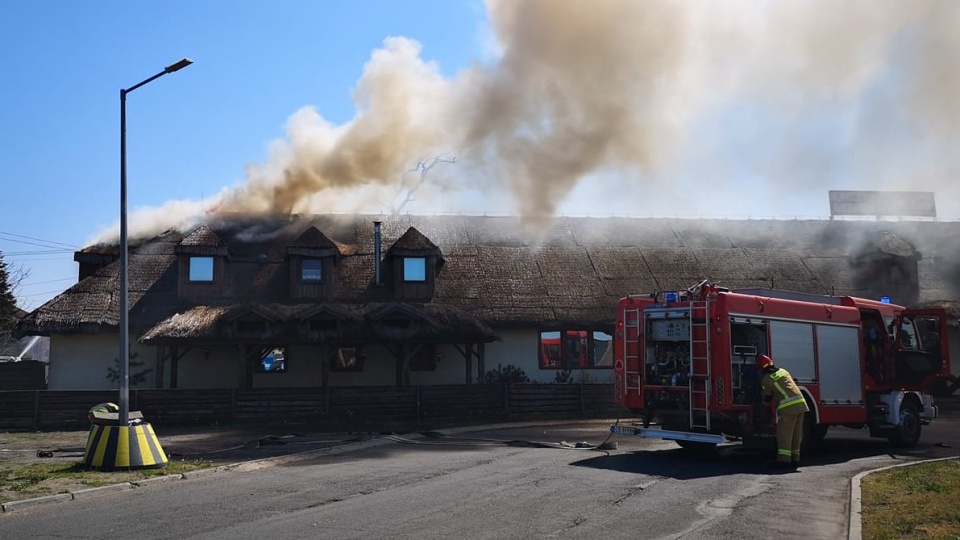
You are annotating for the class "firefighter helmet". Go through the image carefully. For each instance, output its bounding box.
[757,354,774,370]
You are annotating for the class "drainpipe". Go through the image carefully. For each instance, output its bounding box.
[374,221,382,286]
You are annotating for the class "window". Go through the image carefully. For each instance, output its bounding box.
[257,347,287,373]
[189,256,214,282]
[593,331,613,367]
[331,347,364,372]
[539,329,612,370]
[410,345,438,371]
[301,258,323,282]
[403,257,426,282]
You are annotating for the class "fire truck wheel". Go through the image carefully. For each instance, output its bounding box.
[803,415,828,448]
[888,400,922,447]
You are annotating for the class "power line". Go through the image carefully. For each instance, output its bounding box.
[0,237,77,251]
[0,231,78,249]
[20,277,76,287]
[17,288,68,298]
[3,249,74,256]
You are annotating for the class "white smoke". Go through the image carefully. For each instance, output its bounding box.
[92,0,960,244]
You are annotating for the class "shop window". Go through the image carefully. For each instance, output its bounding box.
[257,347,287,373]
[403,257,427,282]
[189,256,214,282]
[539,330,612,370]
[332,347,364,372]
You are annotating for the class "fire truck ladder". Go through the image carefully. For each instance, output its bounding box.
[623,307,642,396]
[688,301,712,430]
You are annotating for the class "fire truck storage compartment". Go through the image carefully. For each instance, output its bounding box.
[816,324,864,404]
[730,318,766,405]
[645,309,690,387]
[768,320,817,383]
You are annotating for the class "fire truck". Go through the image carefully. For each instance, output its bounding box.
[611,280,950,449]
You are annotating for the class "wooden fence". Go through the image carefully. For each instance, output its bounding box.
[0,384,623,432]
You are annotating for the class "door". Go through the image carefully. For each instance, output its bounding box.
[894,309,949,389]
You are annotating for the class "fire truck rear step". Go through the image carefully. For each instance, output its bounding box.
[611,425,726,445]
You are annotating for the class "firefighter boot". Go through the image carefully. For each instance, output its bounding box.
[791,460,800,470]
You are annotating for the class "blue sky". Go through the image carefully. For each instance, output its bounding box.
[1,1,486,309]
[2,1,958,310]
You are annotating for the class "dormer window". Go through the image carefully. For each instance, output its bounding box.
[403,257,427,282]
[383,227,444,301]
[176,225,228,299]
[288,226,339,300]
[189,257,215,282]
[300,258,323,282]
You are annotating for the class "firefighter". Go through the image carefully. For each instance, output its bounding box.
[758,354,809,470]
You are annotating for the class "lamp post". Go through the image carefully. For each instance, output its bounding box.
[118,58,192,425]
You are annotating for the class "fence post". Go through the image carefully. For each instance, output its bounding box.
[504,383,510,416]
[230,388,237,423]
[416,386,422,420]
[580,383,585,415]
[33,390,41,431]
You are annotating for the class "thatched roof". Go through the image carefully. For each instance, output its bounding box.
[139,301,495,344]
[17,215,960,337]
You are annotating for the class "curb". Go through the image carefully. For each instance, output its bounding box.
[71,483,135,499]
[0,419,619,514]
[847,455,960,540]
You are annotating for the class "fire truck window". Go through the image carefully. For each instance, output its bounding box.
[899,318,919,351]
[915,315,942,353]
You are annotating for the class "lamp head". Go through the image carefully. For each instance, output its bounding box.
[164,58,193,74]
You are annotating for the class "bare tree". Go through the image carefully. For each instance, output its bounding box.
[390,154,457,215]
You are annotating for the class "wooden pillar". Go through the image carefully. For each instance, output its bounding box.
[396,342,410,386]
[242,344,254,389]
[321,343,330,389]
[477,342,486,382]
[170,345,179,389]
[465,343,473,384]
[155,346,165,389]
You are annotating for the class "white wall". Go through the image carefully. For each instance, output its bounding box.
[48,328,616,389]
[48,333,156,390]
[171,346,244,389]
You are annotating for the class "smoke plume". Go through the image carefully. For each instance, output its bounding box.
[96,0,960,243]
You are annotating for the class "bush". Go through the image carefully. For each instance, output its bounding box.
[483,364,529,384]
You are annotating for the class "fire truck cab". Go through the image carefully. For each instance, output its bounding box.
[611,280,949,449]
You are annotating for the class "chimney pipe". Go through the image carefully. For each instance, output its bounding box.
[373,221,382,286]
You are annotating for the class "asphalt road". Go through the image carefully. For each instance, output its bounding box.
[1,406,957,540]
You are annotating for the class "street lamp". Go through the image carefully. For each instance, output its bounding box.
[118,58,192,425]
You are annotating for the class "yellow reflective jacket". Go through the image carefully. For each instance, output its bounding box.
[761,368,810,412]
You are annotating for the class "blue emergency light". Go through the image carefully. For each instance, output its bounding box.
[880,296,891,304]
[665,292,678,302]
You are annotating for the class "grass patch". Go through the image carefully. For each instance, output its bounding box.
[0,459,213,504]
[861,458,960,540]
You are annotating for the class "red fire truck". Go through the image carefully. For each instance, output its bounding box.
[611,280,950,449]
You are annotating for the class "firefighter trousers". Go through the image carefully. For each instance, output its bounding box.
[776,407,806,463]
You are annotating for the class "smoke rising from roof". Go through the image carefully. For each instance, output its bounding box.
[94,0,960,244]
